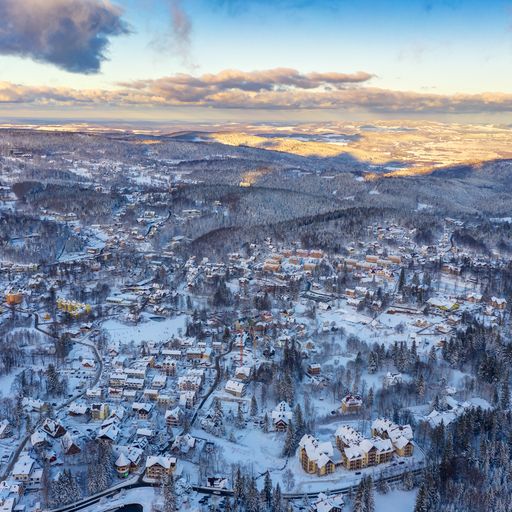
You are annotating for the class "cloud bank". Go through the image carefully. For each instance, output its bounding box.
[0,0,130,74]
[1,68,512,115]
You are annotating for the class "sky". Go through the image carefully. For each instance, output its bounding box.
[0,0,511,124]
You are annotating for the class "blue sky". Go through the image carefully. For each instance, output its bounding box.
[0,0,511,122]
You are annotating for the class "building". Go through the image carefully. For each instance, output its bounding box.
[115,453,131,478]
[271,402,293,432]
[336,424,394,470]
[225,379,247,398]
[371,418,414,457]
[165,407,183,428]
[145,455,177,481]
[91,403,110,421]
[340,394,363,414]
[12,455,35,483]
[41,418,66,438]
[298,434,335,476]
[132,402,153,420]
[311,493,344,512]
[490,297,507,310]
[307,364,321,376]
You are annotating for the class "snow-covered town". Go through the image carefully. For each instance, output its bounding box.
[1,128,510,512]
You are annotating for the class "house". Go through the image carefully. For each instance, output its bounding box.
[30,431,48,448]
[340,394,362,414]
[125,446,144,473]
[151,374,167,389]
[22,398,47,413]
[12,455,35,483]
[143,389,159,401]
[68,403,89,416]
[307,364,321,376]
[384,372,402,388]
[115,453,131,478]
[0,420,12,439]
[490,297,507,310]
[311,493,344,512]
[235,366,252,382]
[271,402,293,432]
[97,421,120,442]
[41,418,66,438]
[86,387,103,399]
[81,359,96,371]
[171,433,196,454]
[61,433,81,456]
[132,402,153,420]
[298,434,335,476]
[90,403,110,421]
[165,407,183,428]
[427,297,459,312]
[206,477,229,489]
[179,390,197,409]
[466,292,482,303]
[145,455,177,481]
[225,379,246,398]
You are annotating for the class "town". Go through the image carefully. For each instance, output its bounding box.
[1,131,510,512]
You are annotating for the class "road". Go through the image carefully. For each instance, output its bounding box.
[47,462,425,511]
[187,337,235,431]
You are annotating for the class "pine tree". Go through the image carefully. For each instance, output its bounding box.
[367,351,378,374]
[398,267,406,291]
[282,419,296,457]
[364,476,375,512]
[500,379,510,410]
[353,479,364,512]
[233,466,244,503]
[263,412,269,433]
[246,477,260,512]
[250,395,259,417]
[67,470,82,504]
[236,402,245,429]
[162,473,177,512]
[367,387,374,412]
[273,483,283,512]
[416,374,425,398]
[428,345,437,365]
[293,404,305,444]
[262,471,273,509]
[414,483,428,512]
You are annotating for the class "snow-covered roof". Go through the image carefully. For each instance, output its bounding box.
[146,455,176,470]
[299,434,333,467]
[271,401,293,424]
[115,452,130,467]
[225,379,246,394]
[312,493,344,512]
[335,425,363,446]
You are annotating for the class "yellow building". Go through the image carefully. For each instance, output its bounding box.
[298,434,335,476]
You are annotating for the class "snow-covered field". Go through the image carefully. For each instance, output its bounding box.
[103,314,187,346]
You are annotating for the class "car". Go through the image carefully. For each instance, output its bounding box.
[399,461,405,465]
[355,471,362,475]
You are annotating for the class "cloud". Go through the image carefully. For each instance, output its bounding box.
[121,68,374,95]
[2,69,512,115]
[0,0,130,74]
[169,0,193,63]
[149,0,195,67]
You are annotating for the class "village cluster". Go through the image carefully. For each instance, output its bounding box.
[0,188,508,512]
